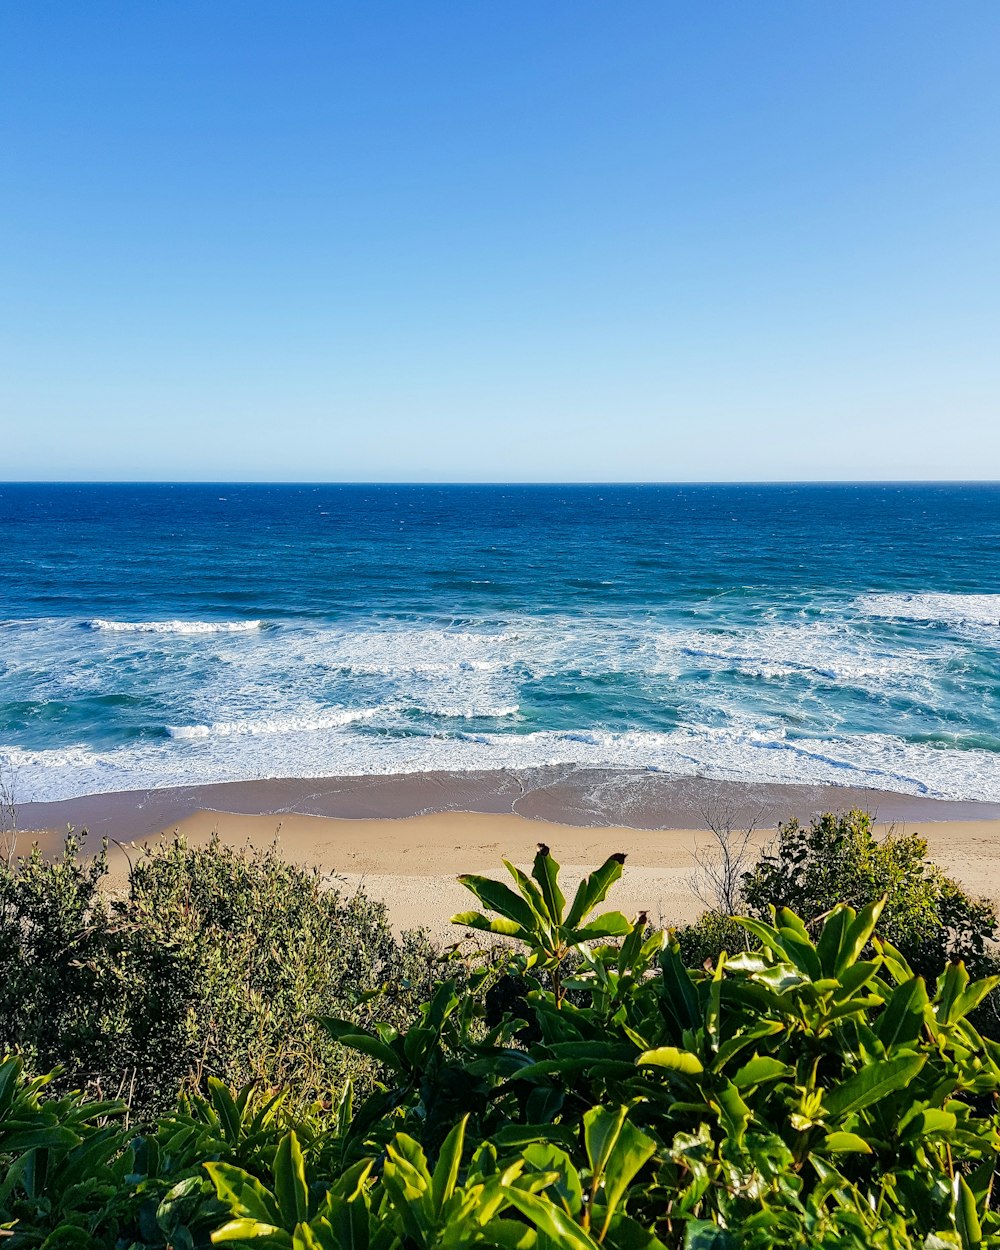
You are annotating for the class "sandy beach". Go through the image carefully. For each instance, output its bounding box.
[18,768,1000,941]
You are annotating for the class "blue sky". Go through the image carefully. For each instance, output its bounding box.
[2,2,998,481]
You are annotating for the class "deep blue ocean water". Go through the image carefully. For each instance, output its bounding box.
[1,482,999,802]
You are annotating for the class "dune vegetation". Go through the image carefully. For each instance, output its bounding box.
[3,816,1000,1248]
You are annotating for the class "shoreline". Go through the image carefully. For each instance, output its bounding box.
[17,769,1000,940]
[18,766,1000,842]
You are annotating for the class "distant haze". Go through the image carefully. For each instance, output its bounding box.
[1,2,998,481]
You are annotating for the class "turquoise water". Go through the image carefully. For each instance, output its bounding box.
[1,482,999,802]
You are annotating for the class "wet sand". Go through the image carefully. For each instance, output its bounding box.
[17,769,1000,941]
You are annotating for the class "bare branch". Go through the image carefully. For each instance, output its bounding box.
[689,795,765,918]
[0,761,19,869]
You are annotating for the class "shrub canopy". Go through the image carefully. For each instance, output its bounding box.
[0,833,441,1117]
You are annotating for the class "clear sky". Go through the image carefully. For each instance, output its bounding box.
[2,2,998,482]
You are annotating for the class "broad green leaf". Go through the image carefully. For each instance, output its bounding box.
[503,861,552,926]
[532,844,566,923]
[875,976,929,1049]
[504,1187,603,1250]
[900,1108,957,1139]
[954,1174,982,1250]
[599,1119,657,1230]
[823,1054,927,1119]
[430,1115,467,1215]
[573,912,633,942]
[819,1132,872,1154]
[775,926,822,979]
[659,942,702,1033]
[834,898,886,975]
[449,911,527,938]
[815,906,850,979]
[952,975,1000,1025]
[584,1104,627,1179]
[208,1079,242,1142]
[317,1021,403,1072]
[732,1056,791,1088]
[274,1132,309,1227]
[935,962,970,1025]
[211,1218,286,1244]
[637,1047,704,1074]
[204,1163,280,1225]
[565,854,627,929]
[291,1222,332,1250]
[522,1142,584,1216]
[456,873,538,931]
[712,1081,750,1148]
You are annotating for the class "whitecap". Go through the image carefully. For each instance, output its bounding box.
[88,618,263,635]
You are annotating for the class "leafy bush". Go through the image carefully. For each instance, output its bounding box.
[5,842,1000,1248]
[679,809,999,997]
[0,834,442,1118]
[742,810,998,975]
[674,909,748,969]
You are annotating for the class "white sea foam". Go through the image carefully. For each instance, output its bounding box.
[651,621,943,696]
[89,618,263,634]
[7,719,1000,805]
[166,707,385,739]
[4,605,999,805]
[855,594,1000,630]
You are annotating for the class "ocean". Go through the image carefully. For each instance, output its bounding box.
[1,482,999,804]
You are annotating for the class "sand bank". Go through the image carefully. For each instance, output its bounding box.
[17,769,1000,942]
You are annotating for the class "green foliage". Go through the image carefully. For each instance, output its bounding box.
[5,840,1000,1248]
[674,911,749,971]
[742,810,998,978]
[453,843,631,1005]
[0,834,442,1118]
[679,810,1000,1022]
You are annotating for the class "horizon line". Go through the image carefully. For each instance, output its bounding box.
[2,479,1000,489]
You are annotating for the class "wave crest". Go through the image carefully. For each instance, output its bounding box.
[88,618,263,635]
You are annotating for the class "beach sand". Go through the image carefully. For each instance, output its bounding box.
[18,769,1000,942]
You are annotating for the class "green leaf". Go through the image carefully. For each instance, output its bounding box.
[875,976,929,1049]
[521,1142,584,1216]
[208,1078,242,1142]
[711,1081,750,1148]
[659,943,702,1033]
[456,873,538,931]
[565,855,627,929]
[954,1174,982,1250]
[274,1132,309,1227]
[814,906,850,979]
[599,1119,657,1230]
[573,912,633,942]
[952,975,1000,1025]
[732,1056,791,1088]
[819,1132,872,1154]
[584,1105,628,1179]
[637,1047,704,1074]
[823,1054,927,1119]
[836,898,885,975]
[211,1218,286,1244]
[504,1187,603,1250]
[204,1163,280,1225]
[449,911,527,938]
[317,1021,404,1072]
[532,844,566,923]
[430,1115,467,1215]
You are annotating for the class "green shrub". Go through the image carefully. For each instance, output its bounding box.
[674,909,749,969]
[0,834,442,1118]
[743,809,999,976]
[4,845,1000,1247]
[678,810,999,1002]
